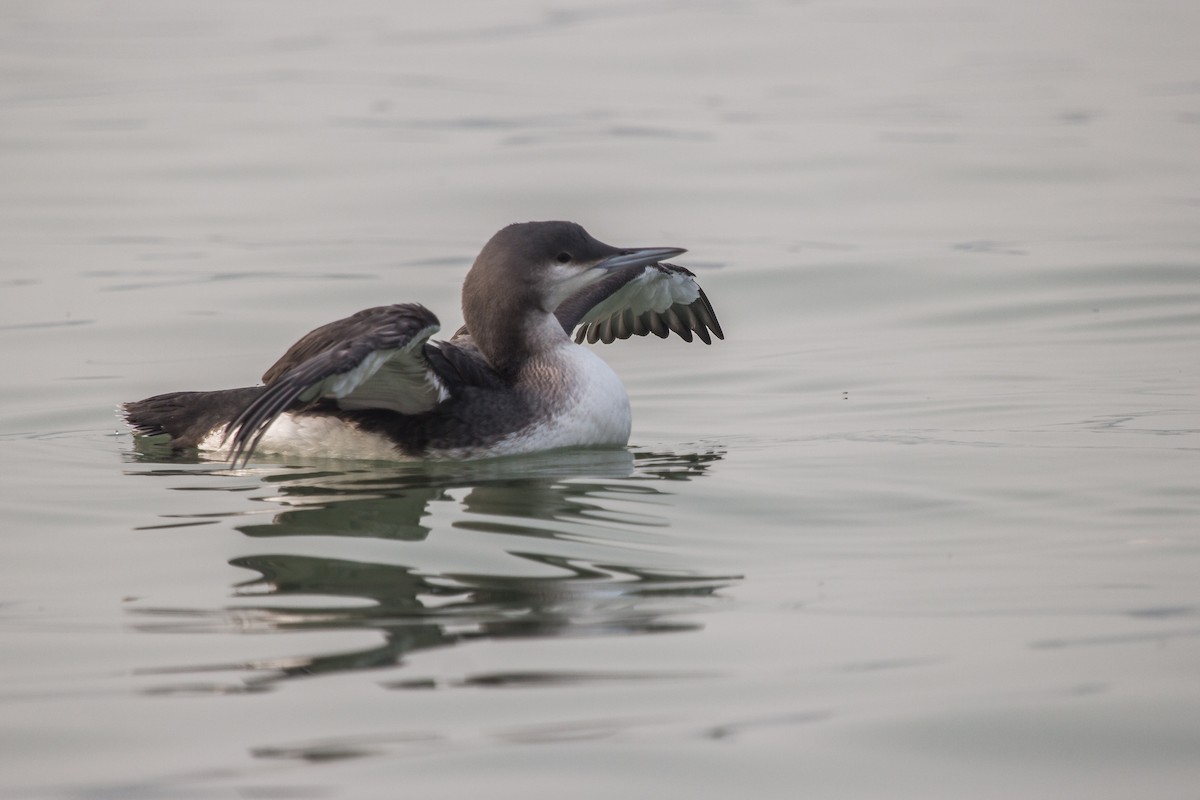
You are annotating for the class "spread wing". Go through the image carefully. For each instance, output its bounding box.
[555,262,724,345]
[225,304,444,466]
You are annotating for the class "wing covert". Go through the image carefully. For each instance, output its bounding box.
[556,262,724,345]
[226,304,441,466]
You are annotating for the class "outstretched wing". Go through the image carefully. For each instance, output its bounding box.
[555,262,724,345]
[226,304,443,466]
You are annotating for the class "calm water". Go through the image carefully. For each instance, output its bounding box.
[3,1,1200,798]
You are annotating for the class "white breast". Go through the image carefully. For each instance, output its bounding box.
[522,344,632,449]
[435,343,632,460]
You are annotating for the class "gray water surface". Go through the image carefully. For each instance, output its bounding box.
[2,2,1199,798]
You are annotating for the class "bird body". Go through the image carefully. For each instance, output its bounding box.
[123,221,722,465]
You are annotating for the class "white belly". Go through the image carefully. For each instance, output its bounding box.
[199,414,407,462]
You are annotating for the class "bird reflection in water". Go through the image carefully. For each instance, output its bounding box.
[128,448,736,691]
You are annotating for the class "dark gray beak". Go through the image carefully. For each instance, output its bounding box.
[597,246,686,271]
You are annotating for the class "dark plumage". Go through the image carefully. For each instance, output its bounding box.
[123,221,723,465]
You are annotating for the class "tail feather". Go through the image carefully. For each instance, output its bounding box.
[122,387,264,449]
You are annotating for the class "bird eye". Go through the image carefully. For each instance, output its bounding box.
[556,252,572,264]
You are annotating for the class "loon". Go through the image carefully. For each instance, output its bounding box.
[123,221,723,465]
